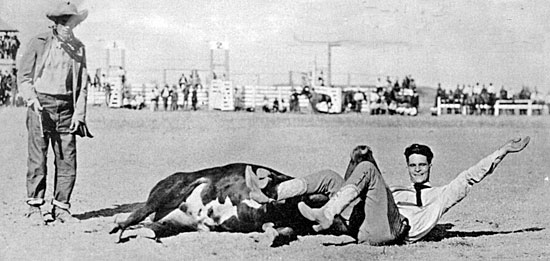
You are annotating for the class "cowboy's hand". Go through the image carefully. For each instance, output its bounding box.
[28,98,43,112]
[500,136,530,154]
[69,120,82,134]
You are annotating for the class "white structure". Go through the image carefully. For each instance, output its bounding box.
[209,80,234,111]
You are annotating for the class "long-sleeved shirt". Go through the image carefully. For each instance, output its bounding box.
[33,37,73,95]
[391,150,503,243]
[18,31,88,122]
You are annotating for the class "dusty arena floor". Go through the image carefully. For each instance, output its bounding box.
[1,106,549,260]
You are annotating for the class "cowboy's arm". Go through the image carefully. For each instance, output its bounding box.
[439,137,530,212]
[73,47,88,123]
[17,37,39,104]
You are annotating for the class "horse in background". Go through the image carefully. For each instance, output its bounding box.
[301,86,333,114]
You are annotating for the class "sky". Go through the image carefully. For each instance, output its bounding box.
[1,0,549,92]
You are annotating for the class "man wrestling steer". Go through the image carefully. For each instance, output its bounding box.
[298,136,530,244]
[112,136,529,246]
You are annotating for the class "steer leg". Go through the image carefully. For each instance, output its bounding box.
[272,227,298,247]
[110,204,156,242]
[257,223,298,247]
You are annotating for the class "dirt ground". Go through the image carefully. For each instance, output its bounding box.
[1,105,549,260]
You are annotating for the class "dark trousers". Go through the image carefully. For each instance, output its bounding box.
[26,93,76,209]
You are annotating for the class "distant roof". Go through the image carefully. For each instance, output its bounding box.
[0,18,18,32]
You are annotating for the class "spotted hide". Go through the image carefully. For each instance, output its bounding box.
[110,163,348,247]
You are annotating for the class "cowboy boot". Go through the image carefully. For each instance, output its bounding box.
[275,178,307,201]
[298,184,359,232]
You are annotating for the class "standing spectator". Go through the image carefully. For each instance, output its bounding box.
[376,77,384,89]
[189,72,195,88]
[100,73,106,90]
[454,85,464,104]
[195,72,203,90]
[0,35,5,59]
[170,84,178,111]
[117,66,126,86]
[473,82,482,95]
[353,90,365,113]
[261,96,270,112]
[191,85,198,111]
[178,73,187,88]
[182,83,190,110]
[93,71,100,90]
[289,88,300,112]
[18,2,92,225]
[161,84,170,111]
[150,85,160,111]
[9,68,17,106]
[0,70,6,105]
[1,70,16,106]
[272,98,280,113]
[9,35,21,60]
[233,86,245,111]
[104,83,111,106]
[435,83,444,106]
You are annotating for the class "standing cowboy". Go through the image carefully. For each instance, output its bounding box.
[18,1,92,225]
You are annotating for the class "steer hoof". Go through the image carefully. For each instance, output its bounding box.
[272,227,297,247]
[109,225,121,234]
[251,223,278,247]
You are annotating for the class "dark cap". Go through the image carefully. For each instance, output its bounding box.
[404,143,433,163]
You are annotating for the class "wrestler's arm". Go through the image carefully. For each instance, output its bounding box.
[438,136,530,213]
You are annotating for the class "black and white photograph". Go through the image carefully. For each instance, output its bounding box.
[0,0,549,260]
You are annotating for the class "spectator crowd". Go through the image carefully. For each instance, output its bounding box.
[362,75,419,116]
[0,33,20,60]
[434,82,548,115]
[148,72,202,111]
[0,68,17,106]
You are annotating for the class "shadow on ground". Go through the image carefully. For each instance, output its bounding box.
[423,223,545,242]
[322,223,545,246]
[74,202,145,220]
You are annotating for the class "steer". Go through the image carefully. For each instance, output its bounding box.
[109,163,354,246]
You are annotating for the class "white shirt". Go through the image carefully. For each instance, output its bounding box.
[391,150,502,242]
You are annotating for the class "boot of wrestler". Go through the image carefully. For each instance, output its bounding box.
[297,184,359,232]
[275,178,308,200]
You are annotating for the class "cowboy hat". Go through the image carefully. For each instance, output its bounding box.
[46,1,88,27]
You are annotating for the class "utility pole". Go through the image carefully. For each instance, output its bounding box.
[327,42,341,87]
[292,35,343,88]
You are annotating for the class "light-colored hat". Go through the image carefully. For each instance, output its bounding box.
[46,1,88,27]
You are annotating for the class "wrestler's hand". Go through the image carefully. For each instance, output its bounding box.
[28,98,43,112]
[500,136,530,154]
